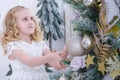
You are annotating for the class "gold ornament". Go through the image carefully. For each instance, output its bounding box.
[97,62,106,75]
[85,54,94,67]
[66,36,85,56]
[105,23,120,37]
[81,35,92,49]
[110,70,120,79]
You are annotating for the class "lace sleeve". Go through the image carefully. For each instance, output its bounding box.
[6,42,21,57]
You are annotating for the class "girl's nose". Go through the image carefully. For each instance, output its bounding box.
[28,19,33,24]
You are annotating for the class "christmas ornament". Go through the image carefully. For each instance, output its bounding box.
[85,54,94,67]
[74,0,82,2]
[110,70,120,79]
[59,74,67,80]
[66,36,85,56]
[83,0,93,6]
[70,55,86,71]
[81,35,92,49]
[97,62,106,75]
[105,21,120,37]
[102,0,120,30]
[106,56,120,73]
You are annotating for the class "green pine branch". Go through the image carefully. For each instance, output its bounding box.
[36,0,64,41]
[64,0,100,22]
[6,64,12,76]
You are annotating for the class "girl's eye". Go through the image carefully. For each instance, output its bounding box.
[22,17,34,22]
[23,17,28,21]
[30,17,34,20]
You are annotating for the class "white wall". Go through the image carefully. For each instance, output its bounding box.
[0,1,20,80]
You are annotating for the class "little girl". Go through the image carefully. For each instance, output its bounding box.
[1,6,66,80]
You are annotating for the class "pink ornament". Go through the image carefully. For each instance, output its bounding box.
[70,55,86,71]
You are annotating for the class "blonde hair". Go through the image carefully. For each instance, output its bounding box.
[1,6,43,53]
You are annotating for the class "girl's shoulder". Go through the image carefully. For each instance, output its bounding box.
[7,40,47,47]
[6,41,23,56]
[36,40,48,45]
[6,41,24,48]
[7,41,21,45]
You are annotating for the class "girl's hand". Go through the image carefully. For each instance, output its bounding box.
[48,52,66,70]
[59,51,68,60]
[43,49,62,61]
[49,52,63,61]
[59,45,68,60]
[49,61,65,70]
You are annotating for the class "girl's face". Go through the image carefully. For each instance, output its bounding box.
[15,9,35,37]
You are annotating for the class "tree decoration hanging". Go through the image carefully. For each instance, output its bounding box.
[106,56,120,78]
[99,0,120,38]
[81,34,92,49]
[97,61,106,75]
[73,0,82,2]
[66,36,85,56]
[36,0,64,49]
[70,55,86,71]
[83,0,93,6]
[59,74,67,80]
[100,0,120,30]
[85,54,94,68]
[110,70,120,79]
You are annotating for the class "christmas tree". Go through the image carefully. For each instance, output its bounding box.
[36,0,64,49]
[63,0,120,80]
[50,0,120,80]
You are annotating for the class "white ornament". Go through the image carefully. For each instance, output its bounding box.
[104,0,120,30]
[83,0,93,6]
[81,35,91,49]
[66,36,85,56]
[59,74,67,80]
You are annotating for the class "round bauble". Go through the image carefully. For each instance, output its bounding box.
[83,0,93,6]
[59,74,67,80]
[59,76,67,80]
[81,35,91,49]
[66,36,85,56]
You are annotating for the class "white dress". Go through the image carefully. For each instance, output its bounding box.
[6,40,50,80]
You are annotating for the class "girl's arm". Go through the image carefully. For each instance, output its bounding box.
[43,49,66,70]
[10,49,62,67]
